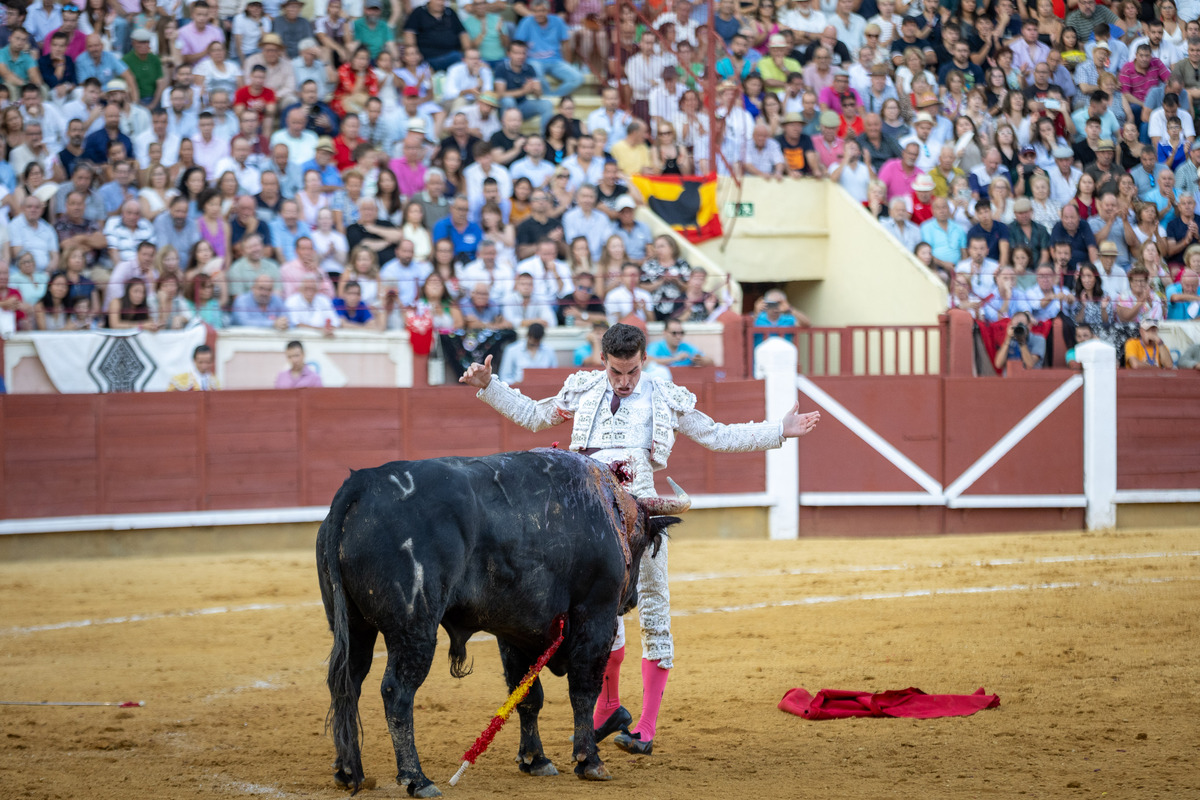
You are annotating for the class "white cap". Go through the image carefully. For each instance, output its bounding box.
[614,196,637,211]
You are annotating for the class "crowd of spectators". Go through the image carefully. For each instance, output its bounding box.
[1,0,1198,380]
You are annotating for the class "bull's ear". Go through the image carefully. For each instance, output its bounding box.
[646,515,681,558]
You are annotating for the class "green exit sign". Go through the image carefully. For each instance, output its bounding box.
[725,202,755,218]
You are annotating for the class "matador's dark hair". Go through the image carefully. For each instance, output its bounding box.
[602,323,646,359]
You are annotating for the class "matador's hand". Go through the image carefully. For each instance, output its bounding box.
[460,354,493,389]
[781,402,820,438]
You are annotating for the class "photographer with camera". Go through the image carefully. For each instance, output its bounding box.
[1124,319,1175,370]
[993,310,1046,372]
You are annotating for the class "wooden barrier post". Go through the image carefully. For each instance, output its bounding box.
[756,337,800,540]
[1079,340,1117,530]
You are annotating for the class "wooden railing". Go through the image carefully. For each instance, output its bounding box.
[742,317,947,378]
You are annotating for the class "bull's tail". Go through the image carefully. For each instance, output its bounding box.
[318,471,366,786]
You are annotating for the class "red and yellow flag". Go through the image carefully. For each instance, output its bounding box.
[630,172,723,244]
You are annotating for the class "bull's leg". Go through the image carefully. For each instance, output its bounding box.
[496,639,558,777]
[380,627,441,798]
[331,615,378,792]
[566,618,617,781]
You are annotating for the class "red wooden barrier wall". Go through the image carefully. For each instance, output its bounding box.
[0,380,769,521]
[1116,372,1200,490]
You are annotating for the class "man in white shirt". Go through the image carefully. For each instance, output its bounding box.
[1048,145,1083,206]
[955,235,1001,297]
[587,86,633,143]
[509,135,557,189]
[286,275,341,330]
[561,134,606,191]
[18,87,66,154]
[443,48,494,108]
[1147,91,1196,145]
[213,136,264,195]
[562,184,611,259]
[882,197,923,251]
[498,321,557,383]
[501,271,558,329]
[648,65,686,137]
[517,238,573,305]
[463,92,502,141]
[653,0,700,47]
[135,108,183,168]
[270,106,319,166]
[604,263,653,323]
[379,239,433,309]
[463,143,513,206]
[8,196,59,272]
[459,239,516,297]
[780,0,827,45]
[1130,20,1184,67]
[899,112,943,172]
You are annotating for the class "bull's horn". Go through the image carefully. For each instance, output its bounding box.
[636,478,691,516]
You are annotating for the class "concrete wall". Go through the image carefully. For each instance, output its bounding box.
[695,177,948,326]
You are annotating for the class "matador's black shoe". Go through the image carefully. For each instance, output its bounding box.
[613,730,653,755]
[594,706,632,742]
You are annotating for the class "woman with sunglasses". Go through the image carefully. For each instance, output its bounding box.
[649,122,692,176]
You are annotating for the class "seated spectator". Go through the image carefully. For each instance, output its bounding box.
[498,321,556,384]
[9,196,59,272]
[9,250,48,308]
[104,199,154,265]
[557,270,605,327]
[993,310,1045,372]
[501,271,557,329]
[1124,319,1175,369]
[187,273,224,330]
[1115,264,1166,324]
[402,0,468,72]
[611,120,653,178]
[752,288,810,345]
[147,272,194,331]
[649,319,713,368]
[333,280,383,330]
[920,197,968,275]
[168,345,220,391]
[882,197,922,251]
[1166,267,1200,319]
[604,262,653,324]
[231,274,290,329]
[286,274,340,334]
[276,340,324,388]
[811,110,845,173]
[107,275,156,330]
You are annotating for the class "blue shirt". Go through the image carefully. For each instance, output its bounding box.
[1166,282,1200,319]
[920,219,968,265]
[514,15,570,61]
[333,297,373,323]
[82,128,134,164]
[298,158,344,189]
[752,311,797,346]
[492,58,539,93]
[648,339,703,366]
[432,216,484,258]
[268,218,312,262]
[230,292,289,327]
[74,50,125,86]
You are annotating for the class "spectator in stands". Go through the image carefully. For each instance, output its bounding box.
[333,280,382,330]
[276,340,323,388]
[107,274,155,330]
[286,273,339,334]
[1051,203,1100,282]
[1125,319,1175,368]
[921,196,968,274]
[1010,197,1053,266]
[778,112,818,177]
[104,199,154,265]
[168,345,220,391]
[993,310,1045,371]
[503,271,557,329]
[649,318,713,367]
[403,0,469,72]
[878,140,924,200]
[882,197,922,251]
[228,233,282,300]
[9,196,58,272]
[968,200,1011,265]
[499,320,556,384]
[752,288,810,345]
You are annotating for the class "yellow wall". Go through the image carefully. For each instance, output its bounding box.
[694,177,948,326]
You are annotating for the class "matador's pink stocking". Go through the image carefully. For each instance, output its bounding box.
[631,658,669,741]
[593,646,625,729]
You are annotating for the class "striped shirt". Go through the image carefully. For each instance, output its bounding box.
[1119,58,1172,103]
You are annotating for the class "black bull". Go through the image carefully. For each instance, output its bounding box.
[316,448,689,797]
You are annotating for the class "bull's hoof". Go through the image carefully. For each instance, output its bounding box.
[333,763,372,793]
[574,761,613,781]
[518,754,559,777]
[407,782,442,798]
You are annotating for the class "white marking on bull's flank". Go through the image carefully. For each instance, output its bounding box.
[672,576,1197,616]
[390,472,415,500]
[397,538,426,615]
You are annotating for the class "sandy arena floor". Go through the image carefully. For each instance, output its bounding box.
[1,528,1198,800]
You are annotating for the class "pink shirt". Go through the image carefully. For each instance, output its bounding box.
[878,159,925,201]
[275,366,324,388]
[177,21,224,59]
[390,158,426,197]
[47,27,87,58]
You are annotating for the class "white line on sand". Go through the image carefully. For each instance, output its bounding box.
[5,550,1198,637]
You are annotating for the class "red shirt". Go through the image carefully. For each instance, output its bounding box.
[234,85,276,121]
[2,287,25,327]
[333,134,363,171]
[911,194,933,224]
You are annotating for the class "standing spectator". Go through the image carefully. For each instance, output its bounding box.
[276,340,324,388]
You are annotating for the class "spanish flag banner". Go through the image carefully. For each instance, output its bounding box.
[630,172,723,244]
